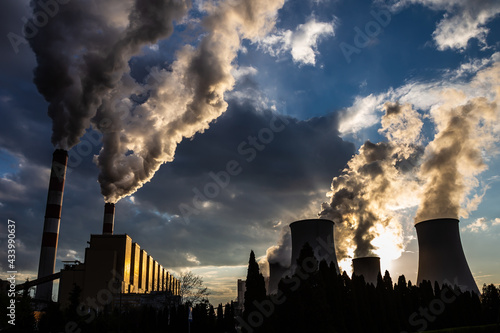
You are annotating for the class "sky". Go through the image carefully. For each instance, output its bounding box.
[0,0,499,306]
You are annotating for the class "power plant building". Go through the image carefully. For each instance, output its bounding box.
[31,151,183,310]
[58,234,180,309]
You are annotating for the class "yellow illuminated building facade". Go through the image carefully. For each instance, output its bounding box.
[58,234,180,309]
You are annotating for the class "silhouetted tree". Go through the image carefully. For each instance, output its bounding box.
[65,283,82,322]
[180,271,210,305]
[38,302,65,333]
[208,304,216,331]
[243,250,266,318]
[383,270,393,292]
[223,302,236,332]
[216,303,224,331]
[14,284,36,333]
[482,283,500,324]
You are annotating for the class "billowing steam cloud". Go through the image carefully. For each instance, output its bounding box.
[266,227,291,266]
[94,0,285,203]
[28,0,190,149]
[415,64,500,222]
[320,62,500,272]
[320,103,423,262]
[29,0,285,203]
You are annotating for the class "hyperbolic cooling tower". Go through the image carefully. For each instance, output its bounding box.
[352,257,381,285]
[416,218,479,294]
[290,219,339,274]
[36,149,68,301]
[268,262,289,295]
[102,203,115,235]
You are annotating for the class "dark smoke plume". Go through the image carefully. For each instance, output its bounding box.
[28,0,190,149]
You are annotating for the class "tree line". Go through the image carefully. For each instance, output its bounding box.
[0,276,237,333]
[1,244,499,332]
[241,244,500,332]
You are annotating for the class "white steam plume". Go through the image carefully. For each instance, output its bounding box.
[320,103,423,263]
[415,63,500,222]
[266,227,292,267]
[320,61,500,272]
[94,0,285,203]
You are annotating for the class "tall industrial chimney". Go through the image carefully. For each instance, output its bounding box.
[102,203,115,235]
[416,218,479,294]
[352,257,381,285]
[36,149,68,301]
[289,219,340,274]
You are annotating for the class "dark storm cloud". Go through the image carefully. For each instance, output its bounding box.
[0,0,57,270]
[115,98,354,267]
[1,0,30,56]
[0,142,107,275]
[0,92,53,166]
[136,100,354,210]
[0,1,55,165]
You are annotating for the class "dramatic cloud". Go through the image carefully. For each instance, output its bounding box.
[0,158,49,202]
[339,53,500,135]
[258,18,336,65]
[391,0,500,51]
[338,94,385,135]
[462,217,500,233]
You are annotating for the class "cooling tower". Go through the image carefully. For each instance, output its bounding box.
[268,262,289,295]
[102,203,115,235]
[352,257,381,285]
[416,218,479,294]
[36,149,68,301]
[290,219,339,274]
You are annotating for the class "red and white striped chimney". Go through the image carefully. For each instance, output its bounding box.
[102,202,115,235]
[35,149,68,301]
